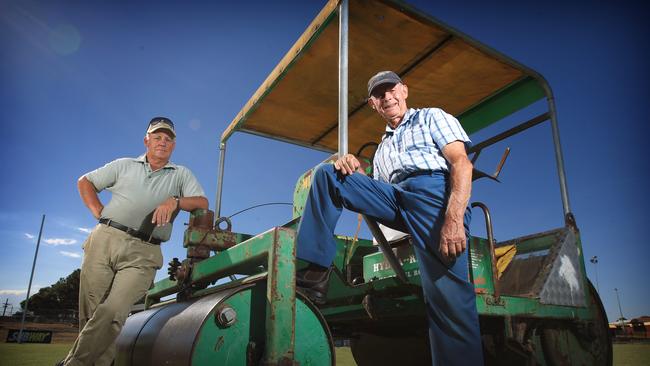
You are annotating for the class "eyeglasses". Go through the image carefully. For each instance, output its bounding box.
[149,117,174,128]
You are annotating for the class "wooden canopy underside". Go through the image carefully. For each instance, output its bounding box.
[222,0,546,156]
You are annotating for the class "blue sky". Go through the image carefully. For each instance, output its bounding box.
[1,0,648,324]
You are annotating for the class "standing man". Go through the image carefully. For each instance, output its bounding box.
[60,117,208,366]
[295,71,483,365]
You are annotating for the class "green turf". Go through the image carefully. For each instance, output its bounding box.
[0,342,647,365]
[335,347,357,366]
[0,343,70,366]
[613,342,650,366]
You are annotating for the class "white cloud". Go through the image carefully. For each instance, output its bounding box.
[0,285,44,297]
[44,238,77,246]
[0,289,27,296]
[24,233,35,239]
[77,227,92,234]
[60,251,81,258]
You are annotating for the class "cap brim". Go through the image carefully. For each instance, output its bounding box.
[368,79,401,96]
[148,126,176,137]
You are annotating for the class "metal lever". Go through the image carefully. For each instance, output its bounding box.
[492,147,510,180]
[470,202,500,300]
[471,147,510,182]
[363,215,409,284]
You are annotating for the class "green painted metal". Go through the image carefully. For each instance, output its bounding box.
[475,293,593,318]
[498,228,562,255]
[141,280,333,366]
[145,224,296,305]
[145,278,180,308]
[292,156,372,219]
[468,236,496,295]
[292,168,313,219]
[263,228,297,364]
[292,157,336,219]
[362,246,420,283]
[189,285,264,366]
[339,229,599,320]
[459,76,546,135]
[191,228,279,285]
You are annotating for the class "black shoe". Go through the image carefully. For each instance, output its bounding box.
[296,264,332,305]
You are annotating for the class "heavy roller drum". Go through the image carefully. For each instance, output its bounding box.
[115,280,334,365]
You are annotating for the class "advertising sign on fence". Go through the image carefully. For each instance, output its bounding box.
[6,329,52,343]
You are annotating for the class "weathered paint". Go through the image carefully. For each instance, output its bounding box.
[263,228,297,364]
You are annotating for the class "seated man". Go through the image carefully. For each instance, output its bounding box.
[295,71,483,365]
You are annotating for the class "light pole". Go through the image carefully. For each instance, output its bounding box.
[18,214,45,344]
[614,288,625,334]
[589,255,599,292]
[2,298,10,317]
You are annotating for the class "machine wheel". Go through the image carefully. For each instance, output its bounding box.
[350,332,431,366]
[540,280,612,366]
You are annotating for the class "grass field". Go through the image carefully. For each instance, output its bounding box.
[0,342,647,365]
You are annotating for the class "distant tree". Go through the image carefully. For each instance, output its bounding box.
[20,269,80,315]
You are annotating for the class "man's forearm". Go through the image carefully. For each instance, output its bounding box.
[178,196,209,212]
[445,157,472,221]
[78,176,104,219]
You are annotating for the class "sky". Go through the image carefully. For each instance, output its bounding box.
[1,0,648,324]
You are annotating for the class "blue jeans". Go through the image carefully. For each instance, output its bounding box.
[296,164,483,366]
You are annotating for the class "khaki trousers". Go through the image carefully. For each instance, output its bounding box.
[63,224,163,366]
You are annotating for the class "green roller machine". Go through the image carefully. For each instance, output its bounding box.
[115,1,611,365]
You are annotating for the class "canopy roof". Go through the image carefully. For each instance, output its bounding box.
[222,0,550,156]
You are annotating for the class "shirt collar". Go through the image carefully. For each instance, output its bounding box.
[133,154,177,169]
[382,108,415,138]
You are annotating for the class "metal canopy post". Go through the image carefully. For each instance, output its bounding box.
[338,0,349,156]
[215,142,227,220]
[338,0,409,287]
[545,91,571,216]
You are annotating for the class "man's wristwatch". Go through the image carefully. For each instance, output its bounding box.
[173,196,180,210]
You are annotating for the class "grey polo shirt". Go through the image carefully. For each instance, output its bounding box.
[84,154,205,242]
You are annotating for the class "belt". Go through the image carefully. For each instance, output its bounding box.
[400,169,447,181]
[98,218,161,245]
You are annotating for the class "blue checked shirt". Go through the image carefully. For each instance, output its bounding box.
[373,108,471,184]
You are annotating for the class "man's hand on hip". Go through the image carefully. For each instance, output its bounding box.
[439,216,466,260]
[152,197,178,226]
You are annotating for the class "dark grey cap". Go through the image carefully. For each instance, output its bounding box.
[367,71,402,96]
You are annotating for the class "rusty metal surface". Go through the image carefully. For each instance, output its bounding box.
[263,227,297,364]
[189,209,214,230]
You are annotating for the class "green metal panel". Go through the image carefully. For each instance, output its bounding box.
[476,294,593,319]
[292,157,372,219]
[468,236,496,295]
[459,77,546,135]
[352,232,598,320]
[146,226,294,306]
[362,245,421,283]
[188,283,333,365]
[191,228,278,285]
[292,168,313,219]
